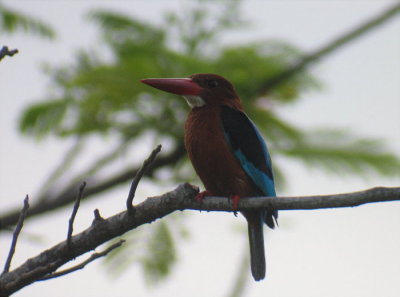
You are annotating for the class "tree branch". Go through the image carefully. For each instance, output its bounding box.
[199,186,400,211]
[258,2,400,94]
[0,184,398,296]
[126,144,162,214]
[38,239,125,281]
[0,144,186,231]
[67,182,86,249]
[2,196,29,274]
[0,46,19,61]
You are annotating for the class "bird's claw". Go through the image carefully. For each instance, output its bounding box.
[230,194,241,215]
[195,190,212,203]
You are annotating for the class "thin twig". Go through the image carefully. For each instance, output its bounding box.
[67,182,86,249]
[0,46,19,61]
[39,240,125,281]
[126,145,162,214]
[2,196,29,274]
[92,209,104,226]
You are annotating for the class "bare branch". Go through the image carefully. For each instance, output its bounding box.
[258,2,400,94]
[2,196,29,274]
[196,187,400,211]
[0,184,398,295]
[39,240,125,281]
[0,46,19,61]
[0,144,186,231]
[126,144,162,214]
[67,182,86,249]
[92,209,104,225]
[0,183,196,296]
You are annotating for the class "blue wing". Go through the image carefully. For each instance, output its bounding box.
[220,106,276,197]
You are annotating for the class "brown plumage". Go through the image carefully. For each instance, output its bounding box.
[141,73,277,281]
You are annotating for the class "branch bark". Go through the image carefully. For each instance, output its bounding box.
[0,184,399,296]
[126,144,162,213]
[38,239,125,281]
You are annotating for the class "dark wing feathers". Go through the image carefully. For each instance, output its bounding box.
[220,106,276,197]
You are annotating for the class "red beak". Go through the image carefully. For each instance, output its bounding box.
[140,78,203,96]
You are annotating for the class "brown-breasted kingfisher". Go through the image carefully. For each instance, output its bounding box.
[141,73,277,281]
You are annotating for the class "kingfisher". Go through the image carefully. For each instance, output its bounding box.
[141,74,277,281]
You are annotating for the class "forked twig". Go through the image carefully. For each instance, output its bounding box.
[126,145,162,214]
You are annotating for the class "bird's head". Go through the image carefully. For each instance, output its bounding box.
[141,74,242,110]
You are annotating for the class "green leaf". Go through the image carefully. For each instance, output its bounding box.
[0,3,55,38]
[19,98,69,139]
[141,221,176,284]
[103,217,184,285]
[280,129,400,177]
[247,108,304,144]
[215,42,320,102]
[87,10,166,55]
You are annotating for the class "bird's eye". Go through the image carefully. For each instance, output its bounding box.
[207,79,218,88]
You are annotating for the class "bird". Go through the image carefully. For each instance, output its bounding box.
[141,73,277,281]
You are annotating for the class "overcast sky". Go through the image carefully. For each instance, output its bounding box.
[1,1,399,297]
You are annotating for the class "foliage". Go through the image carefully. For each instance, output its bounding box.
[104,216,187,285]
[0,2,55,38]
[15,0,399,285]
[279,129,400,176]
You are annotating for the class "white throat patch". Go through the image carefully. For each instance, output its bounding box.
[182,95,206,108]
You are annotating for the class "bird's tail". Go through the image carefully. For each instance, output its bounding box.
[247,214,266,281]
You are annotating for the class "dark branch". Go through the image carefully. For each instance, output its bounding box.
[0,144,186,231]
[0,183,196,296]
[67,182,86,249]
[126,145,162,214]
[2,196,29,274]
[92,209,104,225]
[258,2,400,94]
[0,46,19,61]
[0,185,399,295]
[39,240,125,281]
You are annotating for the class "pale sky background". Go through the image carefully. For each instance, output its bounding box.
[1,1,400,297]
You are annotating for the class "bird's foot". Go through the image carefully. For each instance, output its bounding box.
[195,190,212,203]
[230,194,241,216]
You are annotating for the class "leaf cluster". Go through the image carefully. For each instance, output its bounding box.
[18,2,320,153]
[104,216,187,285]
[0,2,55,38]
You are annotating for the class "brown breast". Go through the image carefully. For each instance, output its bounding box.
[184,106,259,197]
